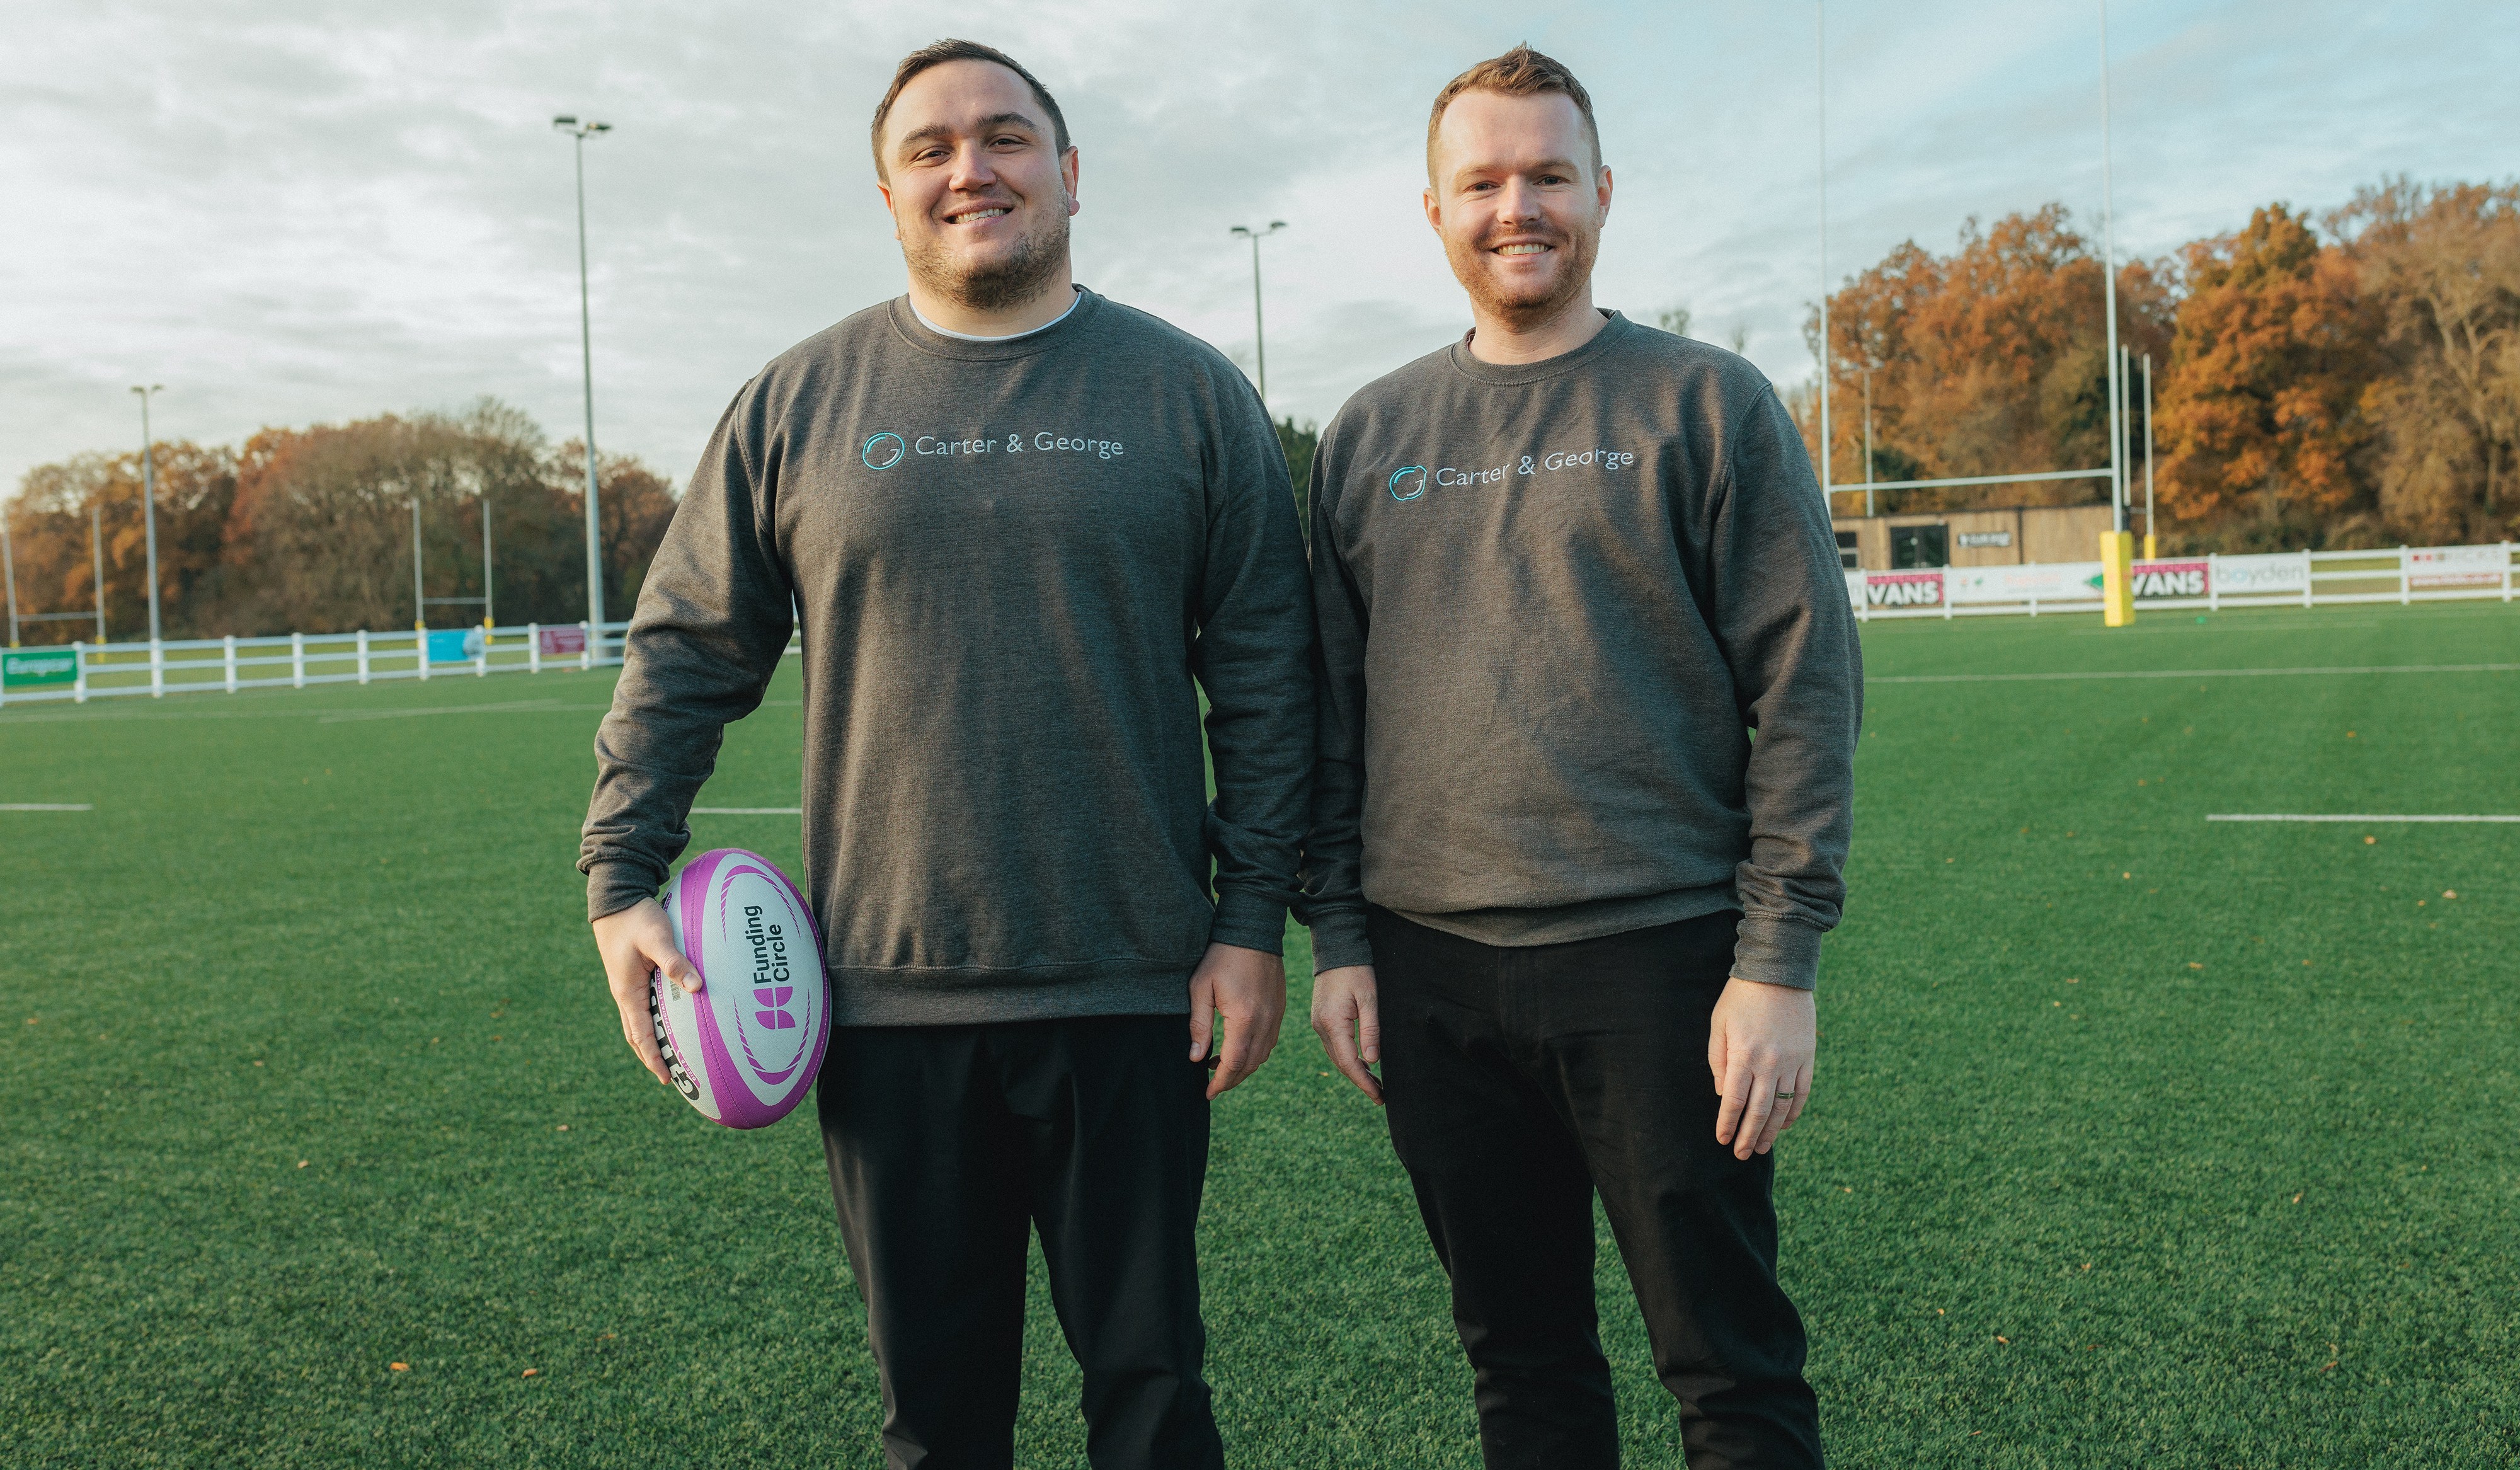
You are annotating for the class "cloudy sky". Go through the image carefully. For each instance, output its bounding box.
[4,0,2514,500]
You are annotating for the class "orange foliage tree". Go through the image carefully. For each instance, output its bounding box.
[1807,205,2172,514]
[2150,204,2381,548]
[4,399,680,643]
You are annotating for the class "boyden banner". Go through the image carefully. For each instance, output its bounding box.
[537,626,587,657]
[2213,553,2310,596]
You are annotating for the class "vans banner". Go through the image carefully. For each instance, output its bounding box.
[1854,570,1945,609]
[2131,559,2210,600]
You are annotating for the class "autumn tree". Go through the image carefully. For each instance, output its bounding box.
[4,442,236,642]
[6,399,680,641]
[552,443,680,623]
[2335,179,2520,545]
[1808,205,2172,512]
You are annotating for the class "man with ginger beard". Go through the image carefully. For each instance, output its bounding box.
[578,38,1311,1468]
[1299,45,1857,1469]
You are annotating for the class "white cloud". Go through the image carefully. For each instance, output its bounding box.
[3,0,2514,495]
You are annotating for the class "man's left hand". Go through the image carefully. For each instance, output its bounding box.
[1709,977,1816,1160]
[1188,943,1287,1100]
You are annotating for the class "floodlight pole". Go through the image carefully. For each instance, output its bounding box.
[131,384,164,644]
[554,117,611,635]
[1816,1,1832,510]
[1229,222,1287,403]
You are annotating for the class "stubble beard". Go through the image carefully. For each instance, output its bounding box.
[904,201,1072,314]
[1449,221,1601,334]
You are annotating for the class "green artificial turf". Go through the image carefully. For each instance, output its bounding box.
[3,600,2516,1467]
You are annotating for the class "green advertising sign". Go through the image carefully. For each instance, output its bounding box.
[2,647,79,690]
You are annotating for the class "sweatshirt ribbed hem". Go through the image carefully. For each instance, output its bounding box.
[1208,888,1290,955]
[1305,907,1374,972]
[586,859,664,923]
[1729,915,1824,991]
[827,960,1194,1026]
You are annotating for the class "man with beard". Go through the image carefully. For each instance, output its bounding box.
[1300,45,1857,1469]
[580,39,1311,1469]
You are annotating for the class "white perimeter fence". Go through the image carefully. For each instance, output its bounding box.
[1850,541,2517,621]
[0,621,811,709]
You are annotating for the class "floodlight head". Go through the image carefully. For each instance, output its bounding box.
[1230,226,1251,238]
[553,114,577,127]
[590,122,611,134]
[1269,220,1286,231]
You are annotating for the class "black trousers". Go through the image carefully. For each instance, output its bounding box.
[1369,906,1824,1470]
[816,1014,1225,1470]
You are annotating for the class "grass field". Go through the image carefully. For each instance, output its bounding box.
[4,600,2516,1467]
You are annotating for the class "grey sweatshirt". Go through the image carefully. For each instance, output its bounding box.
[580,289,1314,1025]
[1302,314,1860,990]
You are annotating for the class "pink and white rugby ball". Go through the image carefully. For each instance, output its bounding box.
[648,849,828,1129]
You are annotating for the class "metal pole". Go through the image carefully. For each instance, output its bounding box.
[3,512,19,646]
[1862,367,1875,517]
[1249,233,1267,402]
[90,498,106,642]
[132,385,164,643]
[2143,351,2156,554]
[1816,0,1832,509]
[564,123,609,631]
[2098,0,2122,534]
[481,494,495,633]
[413,498,425,631]
[1229,222,1286,406]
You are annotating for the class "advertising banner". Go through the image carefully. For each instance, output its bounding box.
[2213,552,2308,596]
[425,629,471,664]
[1860,570,1945,609]
[1,646,78,689]
[537,626,587,657]
[2130,559,2210,600]
[2407,544,2507,589]
[1947,562,2102,606]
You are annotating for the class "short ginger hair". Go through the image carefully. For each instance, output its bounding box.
[1425,43,1602,183]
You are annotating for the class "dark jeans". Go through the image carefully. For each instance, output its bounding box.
[1369,906,1824,1470]
[816,1014,1224,1470]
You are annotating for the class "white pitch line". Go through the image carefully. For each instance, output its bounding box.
[690,807,803,815]
[2208,813,2520,824]
[1874,663,2520,684]
[0,803,93,812]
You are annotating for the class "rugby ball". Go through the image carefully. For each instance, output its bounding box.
[648,849,828,1129]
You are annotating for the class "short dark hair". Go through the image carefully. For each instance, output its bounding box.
[870,39,1071,180]
[1426,43,1601,181]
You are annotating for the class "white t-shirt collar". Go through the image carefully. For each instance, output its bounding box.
[911,285,1084,342]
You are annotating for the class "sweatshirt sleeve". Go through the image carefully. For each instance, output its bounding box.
[578,389,796,921]
[1191,381,1317,955]
[1705,386,1864,989]
[1297,430,1374,972]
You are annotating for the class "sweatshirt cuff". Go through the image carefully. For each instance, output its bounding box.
[1730,914,1823,991]
[1305,907,1374,973]
[1208,887,1289,956]
[587,860,663,924]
